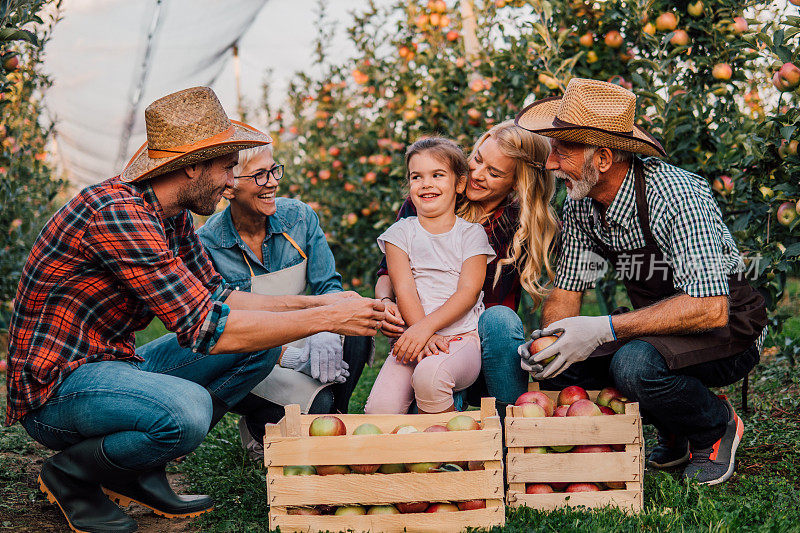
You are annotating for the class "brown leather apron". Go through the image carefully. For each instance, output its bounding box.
[594,161,767,370]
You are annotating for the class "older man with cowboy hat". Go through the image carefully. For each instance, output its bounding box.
[6,86,385,532]
[515,78,767,485]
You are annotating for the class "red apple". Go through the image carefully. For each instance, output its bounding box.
[351,423,382,473]
[712,175,733,195]
[519,402,547,418]
[396,502,430,513]
[670,29,690,46]
[367,505,400,515]
[656,12,678,31]
[288,506,321,515]
[426,503,459,513]
[525,483,554,494]
[309,415,346,436]
[604,30,624,48]
[599,406,616,415]
[467,460,485,471]
[777,202,797,226]
[572,444,613,453]
[446,30,460,41]
[457,499,486,510]
[730,17,748,35]
[446,415,480,431]
[316,465,350,475]
[515,391,556,416]
[596,387,624,407]
[283,465,316,476]
[549,482,570,491]
[612,443,626,451]
[378,463,405,474]
[565,483,602,492]
[2,54,19,71]
[779,62,800,89]
[424,424,448,432]
[335,505,367,515]
[557,386,590,406]
[528,335,559,364]
[567,399,602,417]
[609,398,627,414]
[328,146,341,157]
[605,481,627,489]
[712,63,733,81]
[553,405,569,417]
[579,32,594,47]
[524,447,548,454]
[0,359,6,373]
[405,462,441,473]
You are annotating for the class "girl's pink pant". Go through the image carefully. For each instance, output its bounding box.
[364,331,481,414]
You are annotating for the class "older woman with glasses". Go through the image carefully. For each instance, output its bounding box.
[138,143,372,462]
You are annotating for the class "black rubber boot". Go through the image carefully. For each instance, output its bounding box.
[38,437,138,533]
[102,466,214,518]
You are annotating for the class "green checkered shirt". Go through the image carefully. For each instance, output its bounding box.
[555,157,744,298]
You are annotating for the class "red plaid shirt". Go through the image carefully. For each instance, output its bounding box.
[376,197,522,311]
[5,177,230,426]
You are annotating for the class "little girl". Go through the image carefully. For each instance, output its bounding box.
[364,137,495,414]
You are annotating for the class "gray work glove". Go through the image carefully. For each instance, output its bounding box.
[280,336,349,384]
[518,315,616,380]
[305,331,345,384]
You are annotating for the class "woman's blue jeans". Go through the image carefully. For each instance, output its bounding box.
[473,305,529,405]
[21,334,279,471]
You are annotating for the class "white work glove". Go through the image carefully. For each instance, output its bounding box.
[518,315,616,380]
[305,331,345,384]
[281,337,349,384]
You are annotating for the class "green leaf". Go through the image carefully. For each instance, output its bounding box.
[780,125,796,141]
[783,242,800,258]
[0,28,37,45]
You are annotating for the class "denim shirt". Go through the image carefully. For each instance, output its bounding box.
[197,198,343,295]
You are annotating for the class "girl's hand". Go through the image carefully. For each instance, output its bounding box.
[393,322,434,364]
[379,301,406,339]
[420,334,450,359]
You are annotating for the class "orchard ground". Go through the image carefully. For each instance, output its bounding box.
[0,280,798,532]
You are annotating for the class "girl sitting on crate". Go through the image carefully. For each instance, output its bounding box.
[364,137,495,414]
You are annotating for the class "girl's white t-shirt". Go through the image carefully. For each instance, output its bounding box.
[377,216,496,336]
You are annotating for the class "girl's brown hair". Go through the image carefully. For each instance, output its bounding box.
[404,137,469,182]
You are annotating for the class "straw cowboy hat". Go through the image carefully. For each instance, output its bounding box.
[122,86,272,182]
[515,78,667,158]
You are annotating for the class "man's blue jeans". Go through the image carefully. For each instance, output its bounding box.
[21,334,279,471]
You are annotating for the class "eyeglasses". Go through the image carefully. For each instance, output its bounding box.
[236,164,284,186]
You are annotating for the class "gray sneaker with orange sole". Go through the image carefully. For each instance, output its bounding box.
[683,396,744,485]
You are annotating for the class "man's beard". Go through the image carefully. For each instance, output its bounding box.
[177,166,220,216]
[555,158,599,200]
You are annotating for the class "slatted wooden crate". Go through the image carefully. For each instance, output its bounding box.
[264,397,505,532]
[505,383,643,512]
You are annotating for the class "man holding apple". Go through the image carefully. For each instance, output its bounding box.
[515,79,767,485]
[5,87,385,533]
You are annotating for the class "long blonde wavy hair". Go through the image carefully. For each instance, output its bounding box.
[457,121,559,309]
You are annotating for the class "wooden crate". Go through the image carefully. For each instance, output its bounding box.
[264,397,505,532]
[505,383,644,512]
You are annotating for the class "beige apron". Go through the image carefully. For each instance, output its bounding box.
[241,232,333,413]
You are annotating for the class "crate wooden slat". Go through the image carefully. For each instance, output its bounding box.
[265,398,505,532]
[271,506,505,533]
[269,469,503,506]
[505,383,643,513]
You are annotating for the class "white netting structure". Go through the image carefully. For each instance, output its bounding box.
[43,0,366,187]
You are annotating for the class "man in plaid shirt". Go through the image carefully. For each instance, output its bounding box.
[515,79,766,486]
[7,87,385,533]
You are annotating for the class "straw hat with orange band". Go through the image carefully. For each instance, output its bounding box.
[122,86,272,183]
[515,77,667,158]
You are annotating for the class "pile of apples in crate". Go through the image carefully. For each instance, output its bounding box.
[283,413,488,516]
[515,384,630,495]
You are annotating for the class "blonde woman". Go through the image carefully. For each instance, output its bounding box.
[375,120,558,412]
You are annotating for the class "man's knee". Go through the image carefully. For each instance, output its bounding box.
[153,383,212,450]
[308,387,335,414]
[478,305,522,342]
[610,340,666,396]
